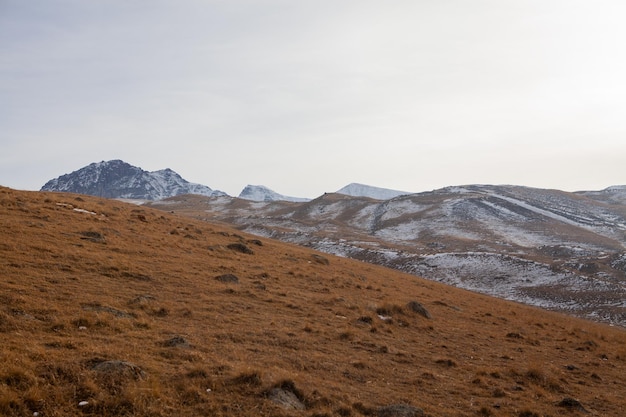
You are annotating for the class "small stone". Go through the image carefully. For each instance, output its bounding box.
[78,401,89,407]
[91,360,146,379]
[406,301,431,319]
[215,274,239,284]
[557,397,586,411]
[378,404,424,417]
[268,388,306,410]
[310,254,330,265]
[227,242,254,254]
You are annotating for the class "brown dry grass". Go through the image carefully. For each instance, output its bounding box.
[1,186,626,416]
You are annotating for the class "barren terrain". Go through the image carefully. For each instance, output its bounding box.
[145,186,626,326]
[2,186,626,416]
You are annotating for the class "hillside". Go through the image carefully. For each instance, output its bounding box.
[146,186,626,327]
[2,186,626,416]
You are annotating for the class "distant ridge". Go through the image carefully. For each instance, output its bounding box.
[238,185,310,202]
[41,160,226,200]
[147,183,626,326]
[335,183,410,200]
[578,185,626,205]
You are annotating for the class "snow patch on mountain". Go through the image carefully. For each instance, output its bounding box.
[238,185,309,202]
[336,183,410,200]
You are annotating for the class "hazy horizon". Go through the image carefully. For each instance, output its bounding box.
[2,1,625,197]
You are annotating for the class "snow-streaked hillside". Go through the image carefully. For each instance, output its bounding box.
[147,184,626,326]
[238,185,310,202]
[579,185,626,205]
[41,160,227,200]
[335,183,410,200]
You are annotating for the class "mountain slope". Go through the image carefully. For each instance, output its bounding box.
[579,185,626,205]
[336,182,410,200]
[2,186,626,416]
[41,160,226,200]
[238,184,310,202]
[146,185,626,326]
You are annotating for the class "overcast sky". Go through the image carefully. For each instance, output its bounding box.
[2,1,625,198]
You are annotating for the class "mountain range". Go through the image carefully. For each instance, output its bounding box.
[146,184,626,327]
[40,160,406,201]
[41,160,626,326]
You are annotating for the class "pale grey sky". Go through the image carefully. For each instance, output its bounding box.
[1,0,625,198]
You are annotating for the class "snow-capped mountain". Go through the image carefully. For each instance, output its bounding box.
[147,184,626,326]
[238,185,310,202]
[335,183,410,200]
[41,160,226,200]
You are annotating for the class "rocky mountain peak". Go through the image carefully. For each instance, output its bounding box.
[41,160,226,201]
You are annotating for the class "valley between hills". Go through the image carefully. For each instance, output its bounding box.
[2,186,626,416]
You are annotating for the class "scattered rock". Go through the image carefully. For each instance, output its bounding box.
[435,359,456,367]
[90,360,146,380]
[268,387,306,410]
[227,242,254,254]
[378,404,424,417]
[406,301,431,319]
[80,231,105,243]
[266,380,306,410]
[160,336,190,348]
[128,294,156,305]
[248,239,263,246]
[215,274,239,284]
[121,271,152,281]
[310,254,330,265]
[81,304,135,318]
[557,397,587,412]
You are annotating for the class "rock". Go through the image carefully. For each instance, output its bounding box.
[378,404,424,417]
[90,360,146,380]
[81,304,135,318]
[80,231,105,243]
[557,397,587,412]
[406,301,431,319]
[215,274,239,284]
[268,388,306,410]
[227,242,254,254]
[266,380,306,410]
[310,254,330,265]
[160,336,190,348]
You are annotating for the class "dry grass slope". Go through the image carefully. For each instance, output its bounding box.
[1,186,626,416]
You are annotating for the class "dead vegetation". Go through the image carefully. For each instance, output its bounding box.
[1,186,626,416]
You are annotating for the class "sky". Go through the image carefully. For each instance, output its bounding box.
[1,0,626,198]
